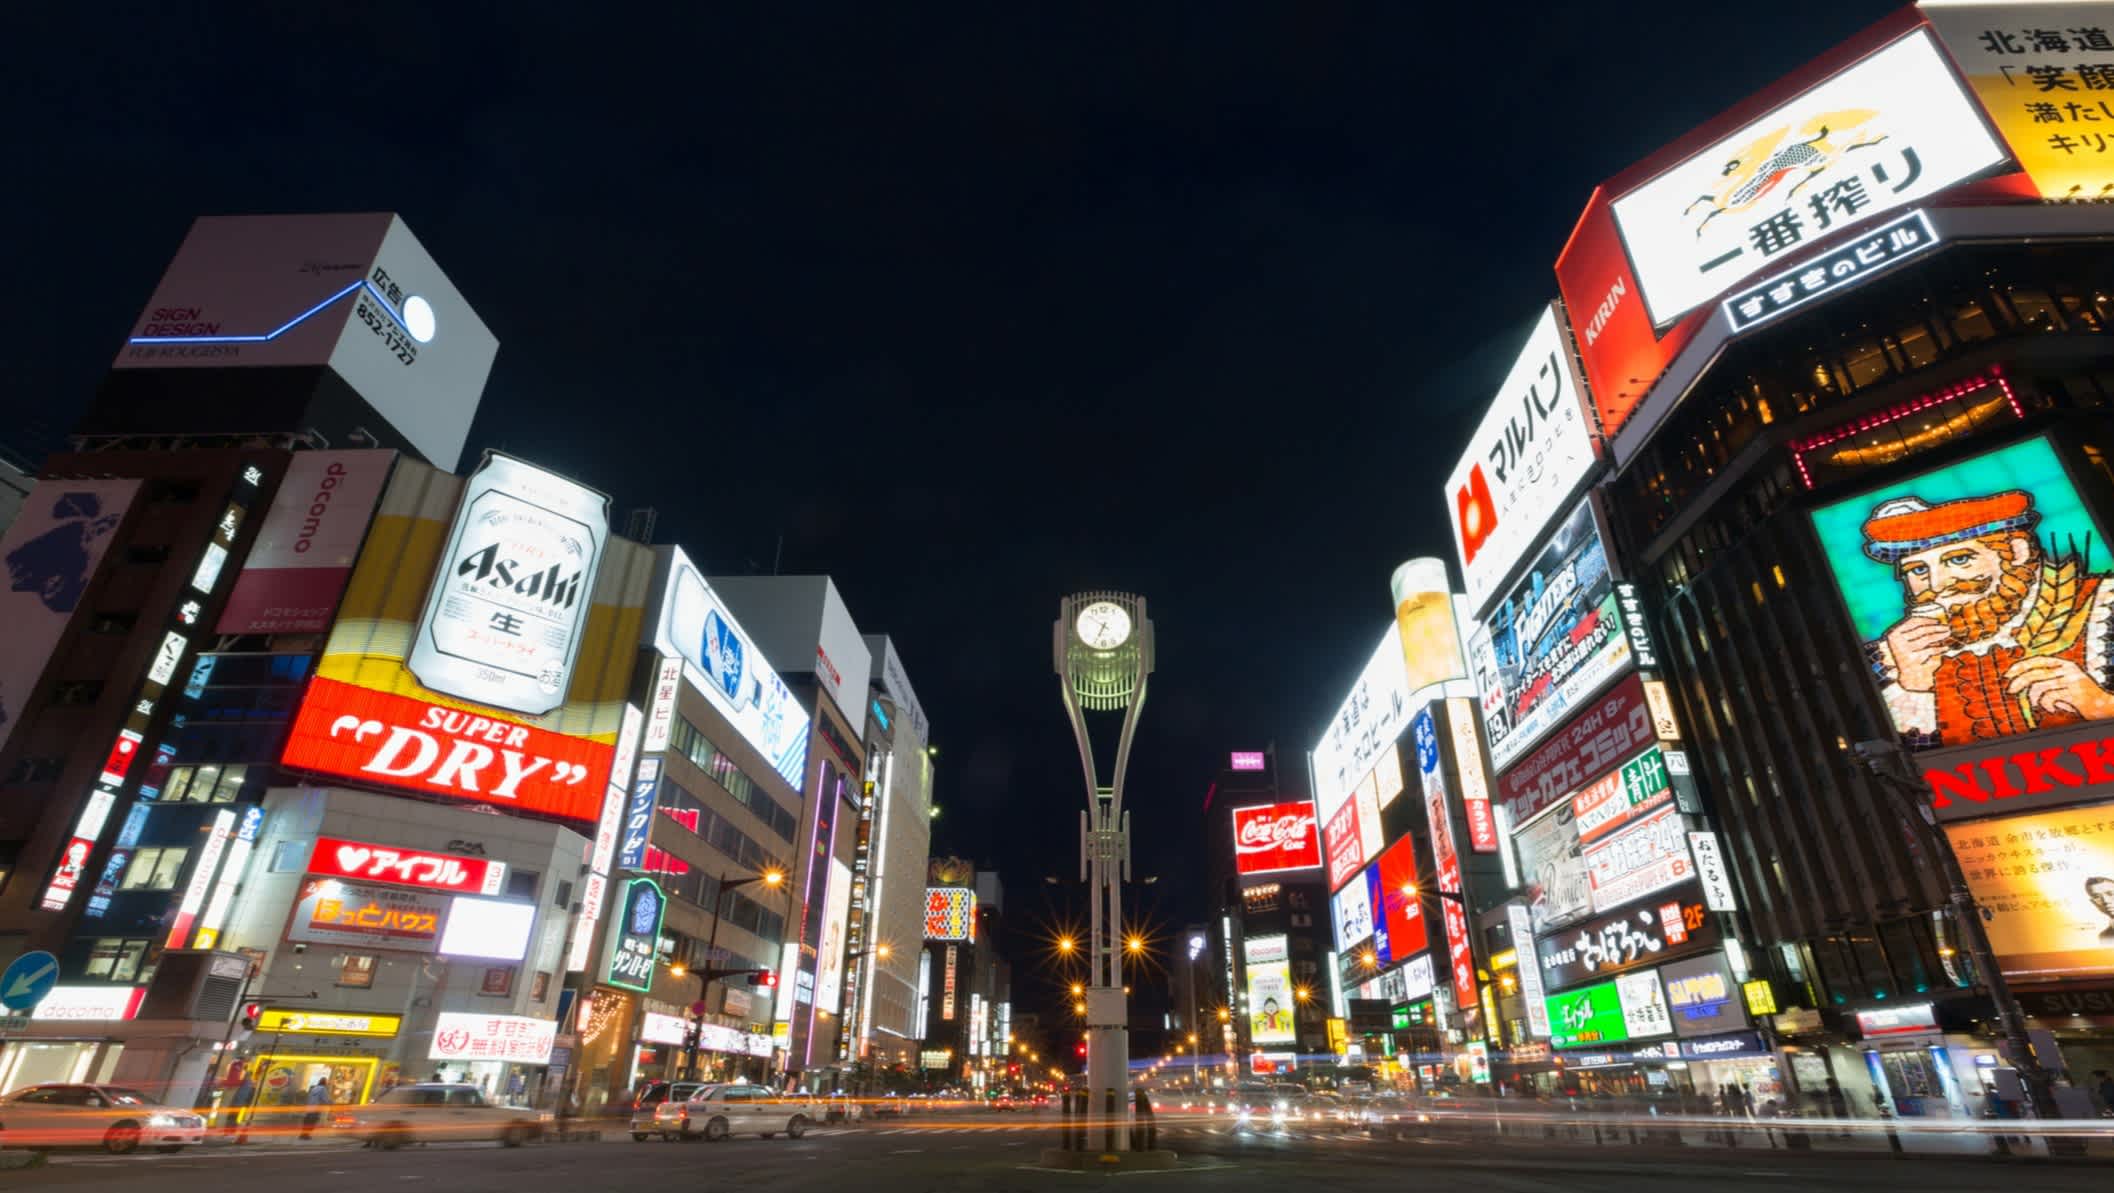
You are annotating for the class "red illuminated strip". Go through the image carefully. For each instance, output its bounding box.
[1790,370,2021,489]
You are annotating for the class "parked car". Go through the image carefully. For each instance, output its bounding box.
[333,1083,546,1149]
[654,1083,820,1141]
[629,1081,706,1141]
[0,1083,207,1154]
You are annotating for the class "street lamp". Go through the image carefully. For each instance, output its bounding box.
[675,866,786,1081]
[1401,881,1466,907]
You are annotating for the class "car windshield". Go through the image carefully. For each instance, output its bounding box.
[101,1088,154,1106]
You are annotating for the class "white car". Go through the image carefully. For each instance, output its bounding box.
[333,1082,546,1149]
[653,1083,819,1141]
[0,1083,207,1154]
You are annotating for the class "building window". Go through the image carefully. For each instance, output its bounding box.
[82,938,150,982]
[125,544,170,565]
[50,681,104,706]
[5,757,63,783]
[118,846,188,891]
[161,765,245,805]
[88,612,138,635]
[337,955,377,989]
[505,869,539,900]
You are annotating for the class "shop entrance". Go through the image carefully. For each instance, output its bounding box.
[234,1054,379,1126]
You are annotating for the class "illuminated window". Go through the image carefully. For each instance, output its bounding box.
[1750,582,1764,606]
[337,955,377,989]
[1772,565,1787,589]
[119,846,188,891]
[83,937,150,981]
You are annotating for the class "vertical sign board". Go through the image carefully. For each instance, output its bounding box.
[1444,304,1601,616]
[1310,623,1416,826]
[216,450,394,634]
[649,546,812,786]
[0,481,141,759]
[1414,709,1479,1024]
[1447,698,1499,853]
[1687,831,1739,912]
[1506,902,1552,1038]
[406,452,609,718]
[606,878,663,993]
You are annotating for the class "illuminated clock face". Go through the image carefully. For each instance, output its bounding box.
[1075,600,1132,650]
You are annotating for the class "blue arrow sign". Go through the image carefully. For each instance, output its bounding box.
[0,951,59,1013]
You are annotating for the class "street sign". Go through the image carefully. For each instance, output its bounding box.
[0,952,59,1013]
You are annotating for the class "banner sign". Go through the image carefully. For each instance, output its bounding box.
[1498,673,1659,828]
[217,450,392,634]
[1533,880,1719,991]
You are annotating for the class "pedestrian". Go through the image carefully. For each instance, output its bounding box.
[302,1077,332,1139]
[225,1075,256,1136]
[1758,1094,1782,1148]
[1825,1077,1850,1138]
[1718,1084,1741,1148]
[2095,1069,2114,1115]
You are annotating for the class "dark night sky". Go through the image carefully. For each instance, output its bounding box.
[8,3,1899,1024]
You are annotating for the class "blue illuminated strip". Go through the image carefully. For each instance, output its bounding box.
[127,279,412,345]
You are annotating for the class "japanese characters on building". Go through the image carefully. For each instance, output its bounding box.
[1923,4,2114,202]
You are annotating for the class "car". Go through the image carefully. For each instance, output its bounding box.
[629,1080,706,1141]
[653,1083,820,1141]
[1031,1093,1051,1108]
[993,1094,1016,1112]
[333,1083,546,1149]
[0,1083,207,1154]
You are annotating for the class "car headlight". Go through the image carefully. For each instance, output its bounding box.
[148,1114,180,1127]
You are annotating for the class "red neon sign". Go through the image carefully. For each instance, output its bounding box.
[1232,802,1322,876]
[282,676,610,823]
[306,834,507,895]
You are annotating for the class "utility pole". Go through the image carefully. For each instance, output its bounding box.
[1853,740,2060,1129]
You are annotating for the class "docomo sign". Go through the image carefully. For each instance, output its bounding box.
[31,985,146,1022]
[428,1012,558,1065]
[307,835,505,895]
[282,675,609,823]
[1232,801,1323,875]
[1446,303,1600,616]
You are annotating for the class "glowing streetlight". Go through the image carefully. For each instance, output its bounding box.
[1057,936,1076,956]
[1293,986,1313,1004]
[1124,935,1145,956]
[1217,1007,1230,1023]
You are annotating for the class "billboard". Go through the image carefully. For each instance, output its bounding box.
[112,214,498,472]
[217,450,394,634]
[1445,306,1600,614]
[1232,801,1323,875]
[306,835,507,895]
[1659,951,1749,1039]
[1324,795,1368,891]
[429,1012,557,1065]
[1584,802,1693,912]
[1809,436,2111,749]
[648,547,812,786]
[815,858,854,1015]
[406,452,609,717]
[1246,958,1295,1046]
[1414,709,1479,1017]
[1533,880,1719,991]
[288,878,449,951]
[1392,558,1468,697]
[1332,865,1376,952]
[279,456,648,824]
[1545,980,1628,1049]
[1230,750,1267,772]
[1447,698,1499,853]
[1497,673,1659,827]
[1514,799,1592,934]
[1312,622,1414,823]
[1610,29,2007,328]
[1925,4,2114,202]
[1556,190,1705,443]
[1373,833,1429,964]
[0,481,138,758]
[923,887,977,941]
[1470,499,1634,770]
[1572,747,1673,846]
[1947,803,2114,980]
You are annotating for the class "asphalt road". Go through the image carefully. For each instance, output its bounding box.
[7,1111,2111,1192]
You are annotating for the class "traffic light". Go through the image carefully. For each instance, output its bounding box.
[1075,1042,1087,1059]
[748,969,778,988]
[240,1003,263,1031]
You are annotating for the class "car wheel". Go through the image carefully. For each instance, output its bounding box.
[786,1115,808,1140]
[500,1126,527,1148]
[703,1116,729,1142]
[761,1133,775,1140]
[103,1123,142,1155]
[632,1132,650,1142]
[156,1144,186,1154]
[378,1124,411,1151]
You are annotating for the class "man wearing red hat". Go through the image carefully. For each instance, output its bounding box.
[1864,489,2114,745]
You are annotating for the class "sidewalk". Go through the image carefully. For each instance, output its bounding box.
[1413,1109,2114,1161]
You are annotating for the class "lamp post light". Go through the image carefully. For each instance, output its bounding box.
[672,866,785,1082]
[1055,591,1154,1150]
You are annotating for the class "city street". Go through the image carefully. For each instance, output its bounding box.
[8,1110,2113,1193]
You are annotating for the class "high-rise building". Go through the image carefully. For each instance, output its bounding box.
[846,634,934,1077]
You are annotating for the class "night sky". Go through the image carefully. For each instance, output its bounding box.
[10,2,1899,1029]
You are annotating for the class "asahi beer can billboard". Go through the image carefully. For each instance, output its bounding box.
[407,452,610,717]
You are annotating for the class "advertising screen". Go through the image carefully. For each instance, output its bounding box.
[1332,866,1376,952]
[1584,802,1693,912]
[1445,305,1601,615]
[1924,6,2113,204]
[1514,800,1592,934]
[1246,959,1295,1046]
[1545,980,1628,1049]
[1232,801,1323,875]
[1312,622,1414,823]
[406,452,610,718]
[0,481,139,759]
[815,858,854,1015]
[1811,436,2112,751]
[1374,833,1429,963]
[217,450,394,634]
[1610,29,2006,328]
[437,897,536,962]
[648,546,812,785]
[280,456,647,823]
[1947,803,2114,980]
[1469,499,1634,770]
[1659,951,1749,1039]
[924,887,977,941]
[1534,880,1718,990]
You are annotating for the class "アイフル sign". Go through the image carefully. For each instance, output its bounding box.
[306,835,506,895]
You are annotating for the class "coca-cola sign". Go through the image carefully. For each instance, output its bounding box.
[282,675,610,823]
[1232,801,1323,876]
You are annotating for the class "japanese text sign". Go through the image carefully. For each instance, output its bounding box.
[1924,4,2114,202]
[307,835,506,895]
